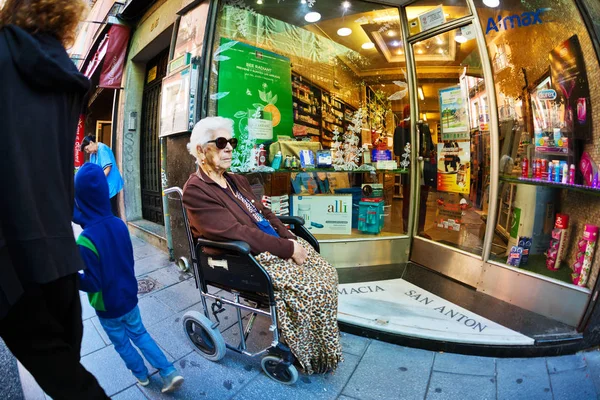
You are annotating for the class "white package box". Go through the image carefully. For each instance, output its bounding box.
[292,195,352,235]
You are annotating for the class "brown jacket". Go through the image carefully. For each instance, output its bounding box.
[182,169,295,259]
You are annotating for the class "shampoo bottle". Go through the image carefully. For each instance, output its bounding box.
[271,151,282,170]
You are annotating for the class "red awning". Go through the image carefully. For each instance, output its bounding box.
[83,24,130,89]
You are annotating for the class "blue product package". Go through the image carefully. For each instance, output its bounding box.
[518,236,532,265]
[334,187,362,228]
[300,150,315,168]
[507,246,523,267]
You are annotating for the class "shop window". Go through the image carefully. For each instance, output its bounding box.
[475,0,600,289]
[207,1,410,240]
[405,0,471,37]
[412,24,492,259]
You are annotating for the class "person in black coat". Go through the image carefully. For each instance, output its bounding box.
[0,1,108,398]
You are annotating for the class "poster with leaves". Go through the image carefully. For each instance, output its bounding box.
[215,38,293,145]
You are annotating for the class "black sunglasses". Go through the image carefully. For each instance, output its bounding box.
[205,137,238,150]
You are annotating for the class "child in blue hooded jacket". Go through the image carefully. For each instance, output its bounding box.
[74,163,184,393]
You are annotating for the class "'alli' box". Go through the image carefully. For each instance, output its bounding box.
[291,195,352,235]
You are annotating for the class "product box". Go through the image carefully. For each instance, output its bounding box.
[262,195,289,216]
[371,149,392,161]
[291,195,352,234]
[373,160,398,170]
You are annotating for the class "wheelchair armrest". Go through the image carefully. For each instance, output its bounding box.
[196,238,251,255]
[277,216,305,226]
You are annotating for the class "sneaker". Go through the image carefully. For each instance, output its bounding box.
[136,376,150,386]
[161,372,184,393]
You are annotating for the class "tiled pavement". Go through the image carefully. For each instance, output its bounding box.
[16,236,600,400]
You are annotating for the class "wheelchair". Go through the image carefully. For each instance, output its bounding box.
[164,187,320,385]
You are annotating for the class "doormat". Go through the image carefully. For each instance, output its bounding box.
[337,278,534,346]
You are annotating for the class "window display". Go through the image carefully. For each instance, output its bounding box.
[475,0,600,288]
[206,0,410,239]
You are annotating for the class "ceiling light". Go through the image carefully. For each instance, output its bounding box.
[438,48,444,54]
[386,30,397,37]
[361,42,375,50]
[342,1,351,9]
[257,0,263,3]
[396,49,403,55]
[417,48,424,54]
[418,86,424,101]
[390,40,401,47]
[337,27,352,36]
[304,12,321,22]
[483,0,500,7]
[301,0,306,3]
[455,35,467,44]
[436,37,443,45]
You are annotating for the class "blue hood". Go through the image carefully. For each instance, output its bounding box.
[74,163,112,227]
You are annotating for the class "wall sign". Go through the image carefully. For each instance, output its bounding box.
[485,8,545,35]
[439,86,469,138]
[418,6,446,32]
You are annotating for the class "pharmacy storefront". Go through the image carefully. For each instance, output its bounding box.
[162,0,600,353]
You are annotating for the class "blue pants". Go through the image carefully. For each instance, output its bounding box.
[98,305,175,380]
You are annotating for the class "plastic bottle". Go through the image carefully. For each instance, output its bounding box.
[554,163,561,183]
[271,151,282,170]
[548,164,554,182]
[291,156,299,169]
[258,144,267,166]
[569,164,576,184]
[593,172,600,188]
[521,157,528,178]
[562,164,568,184]
[284,155,292,169]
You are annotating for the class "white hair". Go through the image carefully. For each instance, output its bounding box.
[187,116,235,158]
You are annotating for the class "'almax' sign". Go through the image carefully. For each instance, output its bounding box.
[405,290,488,333]
[485,8,546,35]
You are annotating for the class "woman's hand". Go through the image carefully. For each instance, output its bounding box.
[289,239,308,265]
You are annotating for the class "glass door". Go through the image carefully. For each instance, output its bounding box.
[408,22,493,285]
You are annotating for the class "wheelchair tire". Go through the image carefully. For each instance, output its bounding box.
[182,311,226,361]
[261,355,299,385]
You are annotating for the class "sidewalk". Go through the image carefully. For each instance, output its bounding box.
[19,235,600,400]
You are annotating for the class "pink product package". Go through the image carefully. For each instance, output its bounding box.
[572,225,599,287]
[579,152,598,186]
[547,214,569,271]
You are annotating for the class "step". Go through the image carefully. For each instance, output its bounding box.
[128,219,168,252]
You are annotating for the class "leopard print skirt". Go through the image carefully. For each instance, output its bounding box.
[255,237,343,375]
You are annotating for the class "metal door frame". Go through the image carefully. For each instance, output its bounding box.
[399,0,501,288]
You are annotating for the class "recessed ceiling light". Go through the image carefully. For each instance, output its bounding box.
[396,49,403,55]
[386,30,397,37]
[417,48,424,54]
[438,48,444,54]
[455,35,467,44]
[257,0,263,3]
[361,42,375,50]
[436,37,443,45]
[390,40,401,47]
[304,12,321,22]
[342,1,351,9]
[301,0,306,3]
[483,0,500,7]
[337,27,352,36]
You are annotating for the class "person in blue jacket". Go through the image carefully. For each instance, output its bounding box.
[74,163,184,393]
[81,135,124,216]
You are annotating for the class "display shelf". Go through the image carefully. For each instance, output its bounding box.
[249,168,410,174]
[489,254,576,286]
[294,120,319,128]
[295,108,320,118]
[499,175,600,197]
[293,95,311,106]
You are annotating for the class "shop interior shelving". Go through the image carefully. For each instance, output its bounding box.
[291,71,357,148]
[499,175,600,197]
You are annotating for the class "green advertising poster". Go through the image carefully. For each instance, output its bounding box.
[215,38,293,170]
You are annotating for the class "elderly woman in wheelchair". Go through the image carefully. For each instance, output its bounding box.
[179,116,342,380]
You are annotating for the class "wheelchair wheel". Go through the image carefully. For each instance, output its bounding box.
[261,355,299,385]
[182,311,226,361]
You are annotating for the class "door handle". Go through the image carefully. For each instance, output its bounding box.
[418,156,424,161]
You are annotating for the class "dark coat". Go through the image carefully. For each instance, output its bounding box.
[183,169,296,259]
[0,25,90,319]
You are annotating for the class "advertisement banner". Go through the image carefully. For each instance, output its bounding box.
[435,194,463,232]
[439,86,469,140]
[549,35,592,140]
[292,195,352,235]
[74,114,85,168]
[216,38,293,142]
[99,25,130,89]
[436,141,470,194]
